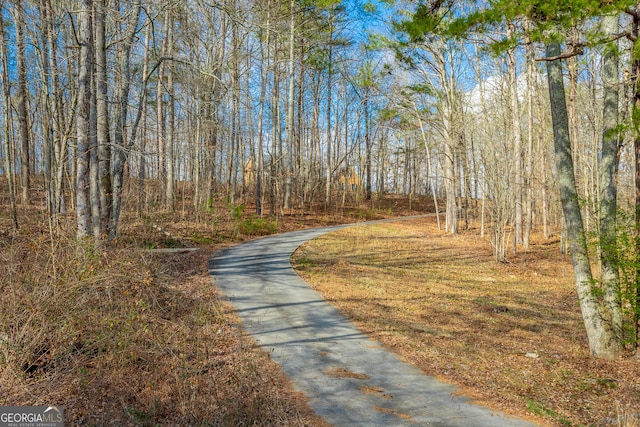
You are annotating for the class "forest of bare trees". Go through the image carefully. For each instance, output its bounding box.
[2,1,640,357]
[1,0,427,238]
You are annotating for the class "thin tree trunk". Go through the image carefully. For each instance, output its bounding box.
[37,0,54,219]
[228,6,239,204]
[284,0,295,210]
[166,14,175,211]
[157,11,168,206]
[365,95,373,200]
[443,109,458,234]
[256,1,270,216]
[95,0,111,231]
[76,0,93,238]
[567,27,580,188]
[508,24,523,245]
[138,23,150,218]
[206,16,227,209]
[414,101,440,228]
[325,24,333,207]
[89,63,100,237]
[0,4,18,230]
[524,34,535,248]
[297,42,305,206]
[629,8,640,354]
[166,67,175,210]
[108,1,142,239]
[15,1,30,205]
[45,0,68,222]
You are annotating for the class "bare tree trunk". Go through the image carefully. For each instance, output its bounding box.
[89,62,100,237]
[297,42,305,207]
[599,13,623,342]
[44,0,69,222]
[166,14,175,211]
[166,69,175,211]
[414,101,440,228]
[138,23,150,218]
[325,25,333,207]
[15,1,30,205]
[205,15,227,209]
[0,4,18,230]
[270,50,281,216]
[546,42,621,358]
[567,28,580,178]
[76,0,94,238]
[256,1,270,216]
[459,134,471,230]
[95,0,111,231]
[157,11,169,207]
[108,1,142,239]
[227,4,240,204]
[365,95,372,201]
[631,6,640,355]
[37,1,54,219]
[442,98,458,234]
[284,0,295,210]
[534,63,551,239]
[470,42,487,237]
[508,24,523,245]
[523,34,535,249]
[541,140,550,238]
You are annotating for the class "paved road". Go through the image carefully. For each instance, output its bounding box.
[209,217,538,427]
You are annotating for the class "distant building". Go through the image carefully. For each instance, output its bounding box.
[339,168,359,192]
[244,157,255,185]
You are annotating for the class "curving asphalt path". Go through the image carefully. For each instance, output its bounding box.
[208,216,538,427]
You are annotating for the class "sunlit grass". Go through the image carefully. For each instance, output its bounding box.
[293,217,640,427]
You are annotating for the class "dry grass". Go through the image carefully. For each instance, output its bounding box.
[292,217,640,427]
[0,205,335,426]
[0,190,461,425]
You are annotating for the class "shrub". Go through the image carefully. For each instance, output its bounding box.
[236,215,279,236]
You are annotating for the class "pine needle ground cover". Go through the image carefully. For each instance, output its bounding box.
[292,217,640,427]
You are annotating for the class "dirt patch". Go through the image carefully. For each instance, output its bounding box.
[325,367,371,380]
[360,385,392,399]
[374,405,413,420]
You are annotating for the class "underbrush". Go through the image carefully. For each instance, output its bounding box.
[0,230,321,425]
[0,193,433,425]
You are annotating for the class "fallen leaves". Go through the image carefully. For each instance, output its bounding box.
[293,217,640,427]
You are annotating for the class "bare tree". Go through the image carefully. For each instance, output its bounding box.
[166,8,176,211]
[14,0,30,205]
[599,13,623,345]
[95,0,111,232]
[0,1,18,230]
[507,23,523,245]
[108,0,142,239]
[546,41,621,358]
[76,0,94,238]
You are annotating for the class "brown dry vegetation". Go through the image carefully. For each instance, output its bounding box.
[8,189,637,427]
[292,217,640,427]
[0,190,427,426]
[0,213,331,426]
